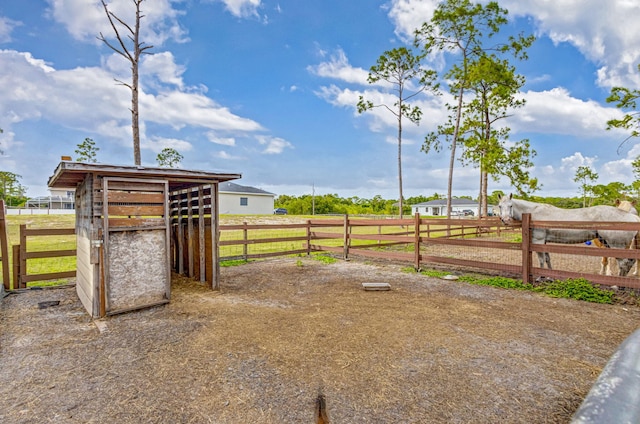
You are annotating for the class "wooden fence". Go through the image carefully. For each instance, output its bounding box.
[5,213,640,290]
[13,225,76,289]
[200,214,640,290]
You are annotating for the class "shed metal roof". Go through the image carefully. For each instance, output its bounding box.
[48,161,241,192]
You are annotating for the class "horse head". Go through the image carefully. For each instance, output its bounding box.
[497,193,516,225]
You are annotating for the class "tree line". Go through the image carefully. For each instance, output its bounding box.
[274,192,604,216]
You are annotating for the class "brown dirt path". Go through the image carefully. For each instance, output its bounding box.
[1,257,639,423]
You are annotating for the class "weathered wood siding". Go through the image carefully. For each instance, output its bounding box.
[74,174,99,316]
[75,234,96,316]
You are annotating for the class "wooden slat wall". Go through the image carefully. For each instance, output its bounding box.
[169,184,220,289]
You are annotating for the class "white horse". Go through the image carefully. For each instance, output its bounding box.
[497,194,640,276]
[597,200,639,275]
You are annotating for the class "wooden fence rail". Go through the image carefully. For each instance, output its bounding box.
[14,225,76,289]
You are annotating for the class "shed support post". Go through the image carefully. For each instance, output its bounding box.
[198,186,205,283]
[178,192,184,275]
[187,191,194,277]
[210,184,220,290]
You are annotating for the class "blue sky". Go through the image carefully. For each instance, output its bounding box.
[1,0,640,200]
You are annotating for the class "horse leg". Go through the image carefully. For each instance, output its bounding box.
[537,252,552,269]
[607,257,616,276]
[616,258,635,276]
[600,257,609,275]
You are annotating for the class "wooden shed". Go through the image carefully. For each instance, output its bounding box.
[48,161,240,318]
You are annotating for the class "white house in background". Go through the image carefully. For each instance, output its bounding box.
[411,198,484,216]
[26,188,75,209]
[219,182,275,215]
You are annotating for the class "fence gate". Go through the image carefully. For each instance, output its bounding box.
[101,177,171,315]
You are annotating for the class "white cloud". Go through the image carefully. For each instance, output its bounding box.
[0,49,263,154]
[600,158,632,184]
[512,88,627,138]
[0,16,21,43]
[141,52,186,89]
[256,135,292,154]
[499,0,640,88]
[216,0,262,19]
[386,0,640,88]
[384,0,438,41]
[207,134,236,146]
[307,48,370,85]
[46,0,188,46]
[214,150,244,160]
[143,137,192,153]
[314,83,446,135]
[143,91,263,131]
[560,152,597,173]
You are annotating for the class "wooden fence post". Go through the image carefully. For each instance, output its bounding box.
[19,224,27,288]
[343,214,349,260]
[521,213,532,285]
[306,220,311,256]
[12,244,19,290]
[414,213,421,270]
[243,222,248,260]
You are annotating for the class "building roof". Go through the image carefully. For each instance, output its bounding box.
[219,181,274,196]
[411,198,479,207]
[48,161,241,192]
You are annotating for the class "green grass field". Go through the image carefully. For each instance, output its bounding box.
[4,214,76,287]
[2,213,492,288]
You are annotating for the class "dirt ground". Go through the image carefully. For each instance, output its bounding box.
[1,257,640,423]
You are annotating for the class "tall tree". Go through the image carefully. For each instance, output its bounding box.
[0,171,27,206]
[459,54,538,215]
[98,0,153,166]
[574,165,598,207]
[415,0,533,217]
[357,46,438,219]
[606,63,640,153]
[75,137,99,163]
[591,182,629,205]
[156,147,183,168]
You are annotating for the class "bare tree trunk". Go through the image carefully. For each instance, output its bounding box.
[131,1,142,165]
[481,170,488,217]
[99,0,151,166]
[398,114,403,220]
[447,84,465,219]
